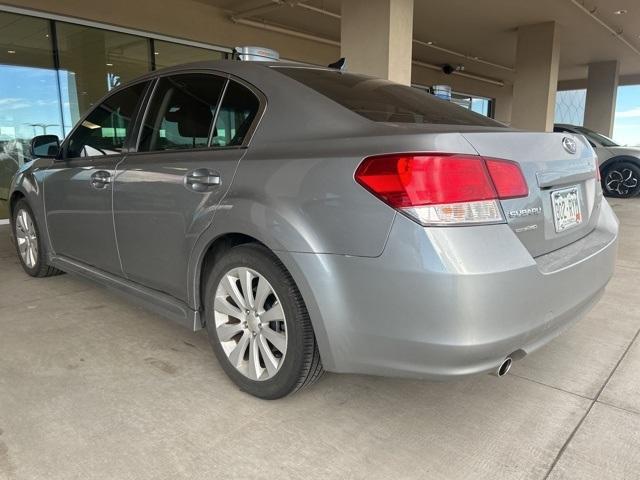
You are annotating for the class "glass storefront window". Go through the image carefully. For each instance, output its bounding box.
[0,12,62,205]
[0,11,228,218]
[56,22,151,131]
[153,40,224,69]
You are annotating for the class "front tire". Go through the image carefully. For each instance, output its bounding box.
[602,161,640,198]
[11,199,62,277]
[204,244,323,399]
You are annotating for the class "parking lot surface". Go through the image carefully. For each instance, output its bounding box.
[1,198,639,480]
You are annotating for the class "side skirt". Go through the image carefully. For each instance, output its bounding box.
[50,255,202,332]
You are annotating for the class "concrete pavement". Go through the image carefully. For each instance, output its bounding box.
[0,199,639,480]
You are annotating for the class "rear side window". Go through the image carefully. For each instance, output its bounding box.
[138,73,226,152]
[275,67,504,127]
[212,81,260,147]
[66,81,148,158]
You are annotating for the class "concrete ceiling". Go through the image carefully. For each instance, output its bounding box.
[201,0,640,85]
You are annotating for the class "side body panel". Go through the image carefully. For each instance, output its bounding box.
[43,156,123,274]
[113,148,245,300]
[185,132,478,310]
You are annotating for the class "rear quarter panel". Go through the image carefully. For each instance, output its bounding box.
[186,131,478,311]
[205,132,479,255]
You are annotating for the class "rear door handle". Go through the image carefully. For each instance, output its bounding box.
[184,168,221,192]
[90,170,112,189]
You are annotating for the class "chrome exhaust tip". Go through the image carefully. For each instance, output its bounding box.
[493,357,512,377]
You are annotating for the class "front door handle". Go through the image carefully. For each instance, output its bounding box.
[90,170,112,189]
[184,169,221,192]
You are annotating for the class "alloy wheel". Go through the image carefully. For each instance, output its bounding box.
[15,208,38,269]
[605,168,639,196]
[213,267,288,381]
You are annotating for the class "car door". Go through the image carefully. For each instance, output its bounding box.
[43,81,150,274]
[113,73,261,300]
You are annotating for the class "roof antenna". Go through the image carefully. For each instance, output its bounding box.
[328,57,347,71]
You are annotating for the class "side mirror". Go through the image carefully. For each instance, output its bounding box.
[30,135,60,158]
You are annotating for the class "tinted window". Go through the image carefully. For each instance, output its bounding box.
[66,82,148,158]
[276,67,504,127]
[212,81,260,147]
[139,74,225,152]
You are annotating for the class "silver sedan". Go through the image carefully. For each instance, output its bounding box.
[10,60,618,398]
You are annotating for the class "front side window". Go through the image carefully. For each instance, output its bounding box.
[65,82,148,158]
[138,74,226,152]
[275,67,504,127]
[212,81,260,147]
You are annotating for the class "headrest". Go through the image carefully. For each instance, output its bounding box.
[165,95,212,139]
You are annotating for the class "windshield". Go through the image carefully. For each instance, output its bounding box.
[274,67,504,127]
[573,126,619,147]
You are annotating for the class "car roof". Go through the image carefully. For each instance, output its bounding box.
[130,59,330,81]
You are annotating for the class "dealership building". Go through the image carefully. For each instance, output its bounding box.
[1,1,640,479]
[2,0,640,216]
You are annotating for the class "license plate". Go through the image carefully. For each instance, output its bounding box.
[551,186,582,233]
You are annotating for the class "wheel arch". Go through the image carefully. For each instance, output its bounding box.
[600,155,640,172]
[188,229,336,371]
[194,232,267,313]
[8,190,25,217]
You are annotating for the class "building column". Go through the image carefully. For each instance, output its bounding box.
[511,22,560,131]
[340,0,414,85]
[583,60,619,136]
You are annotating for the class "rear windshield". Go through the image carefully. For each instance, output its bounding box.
[275,67,504,127]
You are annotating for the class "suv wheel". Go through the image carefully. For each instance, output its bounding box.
[602,161,640,198]
[12,199,62,277]
[204,244,323,399]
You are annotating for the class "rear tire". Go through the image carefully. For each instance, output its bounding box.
[204,243,323,399]
[602,161,640,198]
[11,199,62,277]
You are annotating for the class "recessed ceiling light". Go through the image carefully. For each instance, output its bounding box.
[106,63,113,66]
[614,9,627,14]
[7,50,15,54]
[154,51,159,55]
[45,34,49,38]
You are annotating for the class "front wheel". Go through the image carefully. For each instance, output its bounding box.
[602,161,640,198]
[12,199,62,277]
[204,244,323,399]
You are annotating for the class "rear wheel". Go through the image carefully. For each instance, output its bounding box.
[204,243,323,399]
[602,161,640,198]
[12,199,62,277]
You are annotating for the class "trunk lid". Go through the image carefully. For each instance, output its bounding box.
[462,131,601,257]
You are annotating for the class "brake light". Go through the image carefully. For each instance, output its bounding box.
[594,157,601,181]
[355,153,528,226]
[485,159,529,199]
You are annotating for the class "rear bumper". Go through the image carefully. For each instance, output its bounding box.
[279,200,618,378]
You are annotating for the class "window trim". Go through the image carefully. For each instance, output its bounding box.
[59,79,153,161]
[129,68,266,155]
[208,77,230,146]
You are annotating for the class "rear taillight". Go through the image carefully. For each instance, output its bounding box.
[355,153,528,226]
[594,157,601,181]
